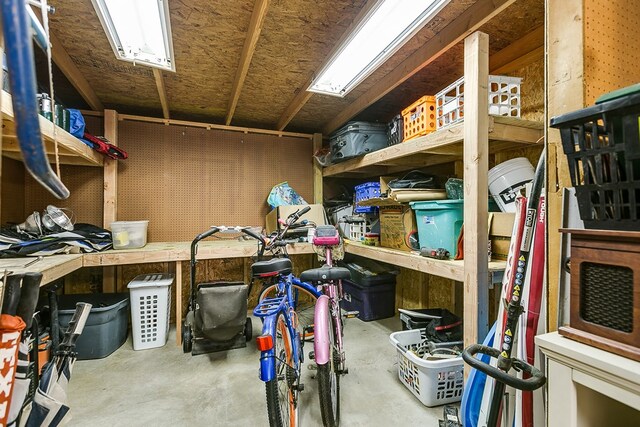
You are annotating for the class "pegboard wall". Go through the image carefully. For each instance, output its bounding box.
[584,0,640,104]
[23,116,104,226]
[116,120,313,241]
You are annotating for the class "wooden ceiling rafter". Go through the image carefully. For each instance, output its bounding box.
[152,68,170,119]
[275,77,314,131]
[225,0,271,126]
[489,25,544,74]
[322,0,516,135]
[50,31,104,111]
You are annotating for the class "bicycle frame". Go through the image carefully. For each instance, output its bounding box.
[313,245,345,368]
[253,274,320,382]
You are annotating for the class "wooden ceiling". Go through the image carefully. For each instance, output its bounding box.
[41,0,543,134]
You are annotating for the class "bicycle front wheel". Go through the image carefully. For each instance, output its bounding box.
[266,312,298,427]
[317,313,340,427]
[260,283,317,341]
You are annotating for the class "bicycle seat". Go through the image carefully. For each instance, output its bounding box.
[251,258,292,278]
[300,265,351,283]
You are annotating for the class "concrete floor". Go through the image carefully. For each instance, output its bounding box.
[67,316,445,426]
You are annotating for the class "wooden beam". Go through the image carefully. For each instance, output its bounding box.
[49,31,104,111]
[313,133,323,203]
[225,0,270,125]
[322,0,515,135]
[489,25,544,73]
[118,113,314,139]
[174,261,183,345]
[276,78,314,131]
[152,68,170,119]
[103,109,118,293]
[546,0,585,332]
[463,32,490,351]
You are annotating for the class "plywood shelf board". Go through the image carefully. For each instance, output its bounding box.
[344,242,505,283]
[82,241,315,267]
[0,254,83,285]
[1,91,103,166]
[323,117,543,177]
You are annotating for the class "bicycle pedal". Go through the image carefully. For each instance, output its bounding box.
[309,350,315,360]
[293,383,305,392]
[339,368,349,375]
[343,311,359,319]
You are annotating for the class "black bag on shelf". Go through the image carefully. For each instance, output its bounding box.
[387,170,439,190]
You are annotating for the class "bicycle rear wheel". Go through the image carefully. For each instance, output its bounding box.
[266,313,298,427]
[260,284,317,341]
[317,313,340,427]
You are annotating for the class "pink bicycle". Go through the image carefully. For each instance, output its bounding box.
[300,225,353,427]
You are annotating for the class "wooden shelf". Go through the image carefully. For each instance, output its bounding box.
[82,240,314,267]
[344,242,506,283]
[1,90,103,167]
[323,116,543,178]
[0,254,83,286]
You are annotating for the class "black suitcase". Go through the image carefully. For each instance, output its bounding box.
[330,121,388,163]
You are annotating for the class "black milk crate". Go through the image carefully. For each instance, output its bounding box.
[550,90,640,230]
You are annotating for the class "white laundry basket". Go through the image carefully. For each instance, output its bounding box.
[128,273,173,350]
[389,328,464,407]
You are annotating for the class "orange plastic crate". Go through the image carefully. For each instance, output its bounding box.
[401,95,436,141]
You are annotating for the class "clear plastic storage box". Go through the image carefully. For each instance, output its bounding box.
[111,220,149,249]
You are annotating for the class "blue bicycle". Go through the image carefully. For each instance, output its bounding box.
[241,207,321,427]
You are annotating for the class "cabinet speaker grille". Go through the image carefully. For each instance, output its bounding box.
[580,262,633,332]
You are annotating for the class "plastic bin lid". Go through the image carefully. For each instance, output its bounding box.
[410,199,464,209]
[58,293,129,313]
[127,273,174,289]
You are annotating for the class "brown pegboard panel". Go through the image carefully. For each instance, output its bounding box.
[584,0,640,104]
[24,165,104,226]
[117,121,313,242]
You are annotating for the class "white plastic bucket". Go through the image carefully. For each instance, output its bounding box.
[488,157,535,212]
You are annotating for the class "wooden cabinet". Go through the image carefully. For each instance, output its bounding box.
[537,332,640,426]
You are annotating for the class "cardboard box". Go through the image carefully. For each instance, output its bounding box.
[265,204,327,234]
[489,212,515,260]
[379,205,417,251]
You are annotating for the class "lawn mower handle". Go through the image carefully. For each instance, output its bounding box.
[462,344,546,391]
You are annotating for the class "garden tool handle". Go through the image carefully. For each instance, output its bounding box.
[462,344,546,391]
[59,302,92,350]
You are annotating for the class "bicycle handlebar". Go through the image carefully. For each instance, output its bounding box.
[462,344,546,391]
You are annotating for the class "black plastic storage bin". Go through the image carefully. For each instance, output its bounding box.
[340,256,398,286]
[341,279,396,321]
[550,87,640,230]
[387,114,404,145]
[330,121,388,163]
[58,293,129,360]
[399,308,462,343]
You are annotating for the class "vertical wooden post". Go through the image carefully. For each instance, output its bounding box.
[312,133,323,204]
[463,32,490,351]
[174,261,183,345]
[546,0,584,331]
[103,109,118,293]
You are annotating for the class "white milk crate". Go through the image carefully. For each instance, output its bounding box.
[128,273,174,350]
[436,75,522,129]
[389,328,464,407]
